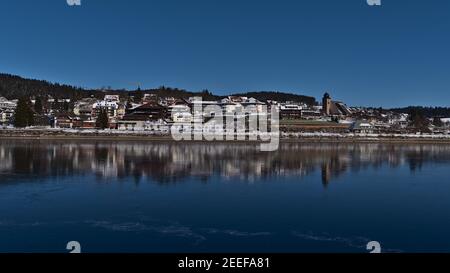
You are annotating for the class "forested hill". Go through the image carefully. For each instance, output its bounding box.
[0,73,99,99]
[0,73,316,104]
[231,91,317,105]
[0,73,219,100]
[390,106,450,118]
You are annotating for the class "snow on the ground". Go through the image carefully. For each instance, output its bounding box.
[2,127,450,139]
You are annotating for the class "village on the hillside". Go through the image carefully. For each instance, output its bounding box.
[1,92,449,137]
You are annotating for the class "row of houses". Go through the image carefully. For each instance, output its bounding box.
[0,92,356,129]
[55,95,270,130]
[2,92,450,134]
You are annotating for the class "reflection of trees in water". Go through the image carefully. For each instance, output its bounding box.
[1,140,450,186]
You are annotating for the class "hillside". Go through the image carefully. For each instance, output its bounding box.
[0,73,316,104]
[230,91,317,105]
[390,106,450,118]
[0,73,115,100]
[0,73,219,100]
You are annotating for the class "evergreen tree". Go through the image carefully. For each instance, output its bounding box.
[133,86,143,103]
[96,109,109,129]
[409,108,430,132]
[433,117,444,127]
[53,100,61,112]
[34,96,43,114]
[14,97,34,128]
[63,100,70,112]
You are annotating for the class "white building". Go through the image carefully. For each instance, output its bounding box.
[104,95,120,102]
[0,97,17,110]
[0,97,17,125]
[170,104,192,123]
[92,100,119,118]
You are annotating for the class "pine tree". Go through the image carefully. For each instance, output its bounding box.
[63,100,70,112]
[14,97,34,128]
[96,109,109,130]
[133,86,143,103]
[34,96,43,114]
[433,117,444,127]
[409,108,430,133]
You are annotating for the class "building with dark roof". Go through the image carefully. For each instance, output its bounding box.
[122,102,168,121]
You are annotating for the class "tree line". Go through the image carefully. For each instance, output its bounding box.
[391,106,450,118]
[1,73,318,104]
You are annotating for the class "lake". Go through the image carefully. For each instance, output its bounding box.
[0,139,449,253]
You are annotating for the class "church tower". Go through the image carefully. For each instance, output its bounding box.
[322,92,332,116]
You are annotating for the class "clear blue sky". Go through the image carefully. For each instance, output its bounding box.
[0,0,449,107]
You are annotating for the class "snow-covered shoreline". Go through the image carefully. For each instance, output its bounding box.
[282,132,450,140]
[1,127,450,143]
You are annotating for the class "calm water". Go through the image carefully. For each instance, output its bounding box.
[0,140,449,253]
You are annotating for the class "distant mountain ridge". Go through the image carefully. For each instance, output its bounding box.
[0,73,317,104]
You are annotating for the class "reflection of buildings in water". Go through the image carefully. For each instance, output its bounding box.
[321,163,331,187]
[0,146,12,172]
[1,140,450,186]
